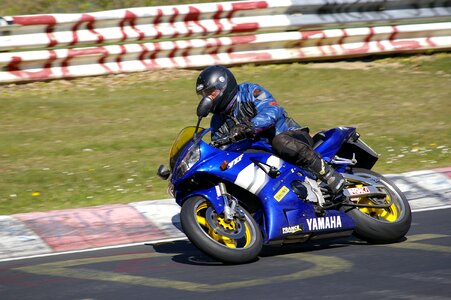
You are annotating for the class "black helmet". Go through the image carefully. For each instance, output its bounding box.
[195,65,238,114]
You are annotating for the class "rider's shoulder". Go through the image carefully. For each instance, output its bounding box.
[239,82,266,91]
[239,82,272,99]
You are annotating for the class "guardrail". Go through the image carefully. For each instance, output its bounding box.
[1,0,450,83]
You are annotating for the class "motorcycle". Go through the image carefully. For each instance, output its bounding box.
[157,97,412,264]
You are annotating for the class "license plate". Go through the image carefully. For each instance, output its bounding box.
[346,186,370,195]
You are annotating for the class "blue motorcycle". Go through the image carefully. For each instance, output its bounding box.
[158,98,411,264]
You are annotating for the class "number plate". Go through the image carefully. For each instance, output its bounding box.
[346,186,370,195]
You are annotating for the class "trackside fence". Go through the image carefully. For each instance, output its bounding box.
[0,0,450,83]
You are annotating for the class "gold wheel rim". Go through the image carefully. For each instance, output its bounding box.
[354,184,399,222]
[195,202,253,249]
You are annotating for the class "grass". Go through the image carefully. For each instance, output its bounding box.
[1,53,450,215]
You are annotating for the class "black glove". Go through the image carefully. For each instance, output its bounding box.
[229,124,255,142]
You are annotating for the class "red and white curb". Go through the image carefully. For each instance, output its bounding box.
[1,168,450,261]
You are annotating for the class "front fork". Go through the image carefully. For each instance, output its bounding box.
[217,182,245,222]
[178,182,246,220]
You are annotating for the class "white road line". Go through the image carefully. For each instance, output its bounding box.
[0,237,188,263]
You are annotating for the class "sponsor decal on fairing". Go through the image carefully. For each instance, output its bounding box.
[282,224,303,234]
[306,216,342,231]
[274,186,289,202]
[228,154,243,169]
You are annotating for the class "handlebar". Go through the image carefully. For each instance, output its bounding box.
[210,136,233,148]
[210,135,258,148]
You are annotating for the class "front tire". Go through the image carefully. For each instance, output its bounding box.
[180,196,263,264]
[342,168,412,243]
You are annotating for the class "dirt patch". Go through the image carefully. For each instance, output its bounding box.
[304,60,402,70]
[0,68,200,97]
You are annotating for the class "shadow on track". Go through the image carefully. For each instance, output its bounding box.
[149,236,364,266]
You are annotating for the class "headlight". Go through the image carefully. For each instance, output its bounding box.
[175,144,200,179]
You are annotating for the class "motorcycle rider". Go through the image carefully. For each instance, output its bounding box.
[195,65,345,195]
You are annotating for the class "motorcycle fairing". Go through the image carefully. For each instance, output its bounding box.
[314,127,379,170]
[314,127,357,161]
[173,142,355,243]
[171,127,358,243]
[175,185,228,215]
[252,162,355,241]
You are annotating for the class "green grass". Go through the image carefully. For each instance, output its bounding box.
[1,53,450,214]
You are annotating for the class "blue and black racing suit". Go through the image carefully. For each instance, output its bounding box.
[211,82,301,140]
[211,82,323,170]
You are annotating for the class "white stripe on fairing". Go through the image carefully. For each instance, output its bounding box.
[267,156,283,169]
[234,163,263,192]
[234,155,282,195]
[249,167,269,194]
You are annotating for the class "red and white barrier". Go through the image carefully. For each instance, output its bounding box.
[2,1,450,51]
[1,22,450,83]
[0,1,282,51]
[0,0,450,83]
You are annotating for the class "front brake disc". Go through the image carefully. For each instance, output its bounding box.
[205,207,246,239]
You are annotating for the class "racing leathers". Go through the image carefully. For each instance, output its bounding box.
[211,83,300,139]
[210,82,346,195]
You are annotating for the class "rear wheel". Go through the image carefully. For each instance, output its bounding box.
[180,196,263,264]
[342,168,411,243]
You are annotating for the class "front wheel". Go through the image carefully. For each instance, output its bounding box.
[180,196,263,264]
[342,168,412,243]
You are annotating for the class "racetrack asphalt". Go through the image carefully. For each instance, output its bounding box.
[0,167,450,262]
[0,207,450,300]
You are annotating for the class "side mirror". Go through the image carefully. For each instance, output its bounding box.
[196,97,213,118]
[157,164,171,180]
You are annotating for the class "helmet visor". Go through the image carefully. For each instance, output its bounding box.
[196,76,227,99]
[197,87,221,101]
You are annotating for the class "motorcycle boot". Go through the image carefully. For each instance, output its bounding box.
[309,155,346,195]
[319,160,346,195]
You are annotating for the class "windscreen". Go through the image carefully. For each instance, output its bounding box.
[169,127,204,169]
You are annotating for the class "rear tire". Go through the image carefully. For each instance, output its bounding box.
[342,168,411,243]
[180,196,263,264]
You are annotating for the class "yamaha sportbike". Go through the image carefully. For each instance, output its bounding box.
[158,98,411,264]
